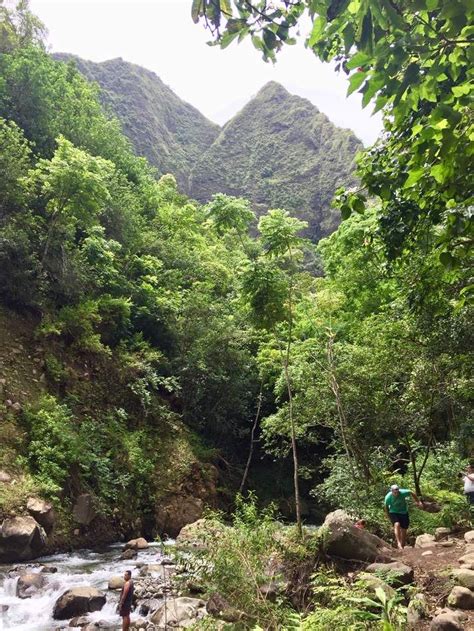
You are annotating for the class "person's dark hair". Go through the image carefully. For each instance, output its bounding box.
[124,570,132,578]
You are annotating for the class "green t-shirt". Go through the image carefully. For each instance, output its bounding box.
[384,489,411,514]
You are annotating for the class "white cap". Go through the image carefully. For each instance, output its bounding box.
[390,484,400,491]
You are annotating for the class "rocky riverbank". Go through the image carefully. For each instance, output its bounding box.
[1,512,474,630]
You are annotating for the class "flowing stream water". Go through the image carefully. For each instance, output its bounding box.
[0,541,173,630]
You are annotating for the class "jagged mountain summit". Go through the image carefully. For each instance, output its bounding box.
[55,55,362,240]
[190,81,362,240]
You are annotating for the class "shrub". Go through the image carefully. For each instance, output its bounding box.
[22,395,80,496]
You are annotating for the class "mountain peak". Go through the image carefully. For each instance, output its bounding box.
[255,81,290,101]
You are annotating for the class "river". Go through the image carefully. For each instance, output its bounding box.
[0,541,173,630]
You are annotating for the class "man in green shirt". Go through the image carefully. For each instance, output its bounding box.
[384,484,422,549]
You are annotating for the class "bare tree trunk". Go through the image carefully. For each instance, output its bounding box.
[286,246,303,538]
[406,433,432,497]
[284,357,302,537]
[239,384,263,494]
[326,331,360,479]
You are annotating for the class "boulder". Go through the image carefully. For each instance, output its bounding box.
[321,511,393,563]
[430,610,464,630]
[365,561,414,586]
[458,553,474,570]
[124,537,148,550]
[451,569,474,591]
[138,599,162,616]
[131,619,147,630]
[150,596,206,626]
[107,576,124,590]
[435,527,452,541]
[53,586,106,620]
[120,548,137,560]
[26,497,55,534]
[69,615,90,627]
[72,494,96,526]
[421,500,441,513]
[464,531,474,544]
[447,586,474,610]
[415,533,436,548]
[176,518,226,549]
[407,593,428,629]
[16,572,46,598]
[323,509,353,527]
[206,592,231,616]
[357,572,395,599]
[41,565,58,573]
[0,471,11,483]
[0,516,47,562]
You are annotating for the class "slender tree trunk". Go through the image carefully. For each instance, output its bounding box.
[406,433,432,497]
[283,356,302,537]
[286,246,303,537]
[326,331,360,479]
[239,384,263,494]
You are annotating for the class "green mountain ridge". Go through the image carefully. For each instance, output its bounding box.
[53,53,221,192]
[54,54,362,240]
[190,81,362,239]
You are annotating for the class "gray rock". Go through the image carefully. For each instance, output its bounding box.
[27,497,55,534]
[357,572,396,599]
[138,599,162,616]
[451,569,474,591]
[0,471,11,483]
[407,593,428,629]
[72,494,96,526]
[16,572,46,598]
[322,512,393,563]
[323,509,353,527]
[464,531,474,544]
[365,561,414,586]
[458,553,474,570]
[41,565,58,573]
[447,585,474,609]
[0,516,47,562]
[120,548,137,560]
[107,576,124,590]
[206,592,230,616]
[150,596,205,626]
[69,615,90,627]
[430,610,464,630]
[415,533,436,548]
[53,586,106,620]
[435,527,452,541]
[124,537,149,550]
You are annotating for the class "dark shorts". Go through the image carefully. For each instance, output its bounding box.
[389,512,409,529]
[119,606,131,617]
[466,491,474,505]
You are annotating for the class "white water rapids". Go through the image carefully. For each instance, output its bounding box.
[0,541,173,630]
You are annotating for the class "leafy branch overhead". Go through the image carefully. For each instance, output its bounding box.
[192,0,474,292]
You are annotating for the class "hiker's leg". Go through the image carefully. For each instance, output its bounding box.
[122,614,130,631]
[394,522,403,549]
[400,528,407,547]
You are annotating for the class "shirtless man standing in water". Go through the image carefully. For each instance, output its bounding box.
[118,569,134,631]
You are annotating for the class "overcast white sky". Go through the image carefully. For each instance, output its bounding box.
[29,0,383,145]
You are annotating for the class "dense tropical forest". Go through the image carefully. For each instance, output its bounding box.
[0,0,472,629]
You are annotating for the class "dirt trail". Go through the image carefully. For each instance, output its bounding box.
[392,534,474,630]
